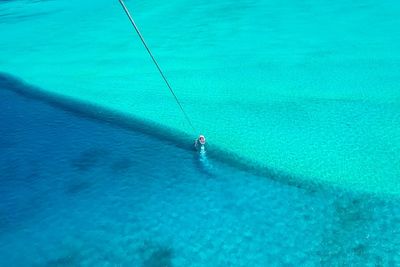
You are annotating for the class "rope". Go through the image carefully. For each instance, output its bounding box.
[119,0,197,134]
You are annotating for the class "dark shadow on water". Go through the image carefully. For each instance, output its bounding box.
[138,240,174,267]
[110,157,133,173]
[38,250,82,267]
[70,147,110,172]
[64,179,92,195]
[318,194,400,266]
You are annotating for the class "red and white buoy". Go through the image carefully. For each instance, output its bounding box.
[195,134,207,151]
[198,135,206,145]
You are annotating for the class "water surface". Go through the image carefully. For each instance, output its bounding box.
[1,81,400,266]
[1,0,399,194]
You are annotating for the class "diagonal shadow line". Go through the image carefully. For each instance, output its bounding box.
[0,72,389,199]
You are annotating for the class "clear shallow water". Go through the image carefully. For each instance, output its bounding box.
[0,0,399,195]
[1,82,400,265]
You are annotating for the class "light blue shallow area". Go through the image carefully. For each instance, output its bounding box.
[1,84,400,266]
[1,0,400,195]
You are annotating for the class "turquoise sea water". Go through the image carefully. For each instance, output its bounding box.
[1,81,400,266]
[1,0,400,265]
[1,0,399,195]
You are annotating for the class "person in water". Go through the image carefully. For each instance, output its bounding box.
[195,135,206,150]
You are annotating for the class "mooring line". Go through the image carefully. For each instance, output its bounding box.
[119,0,197,134]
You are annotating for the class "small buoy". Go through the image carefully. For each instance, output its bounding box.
[198,135,206,145]
[195,134,206,150]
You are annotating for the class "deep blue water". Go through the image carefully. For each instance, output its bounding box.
[1,86,400,266]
